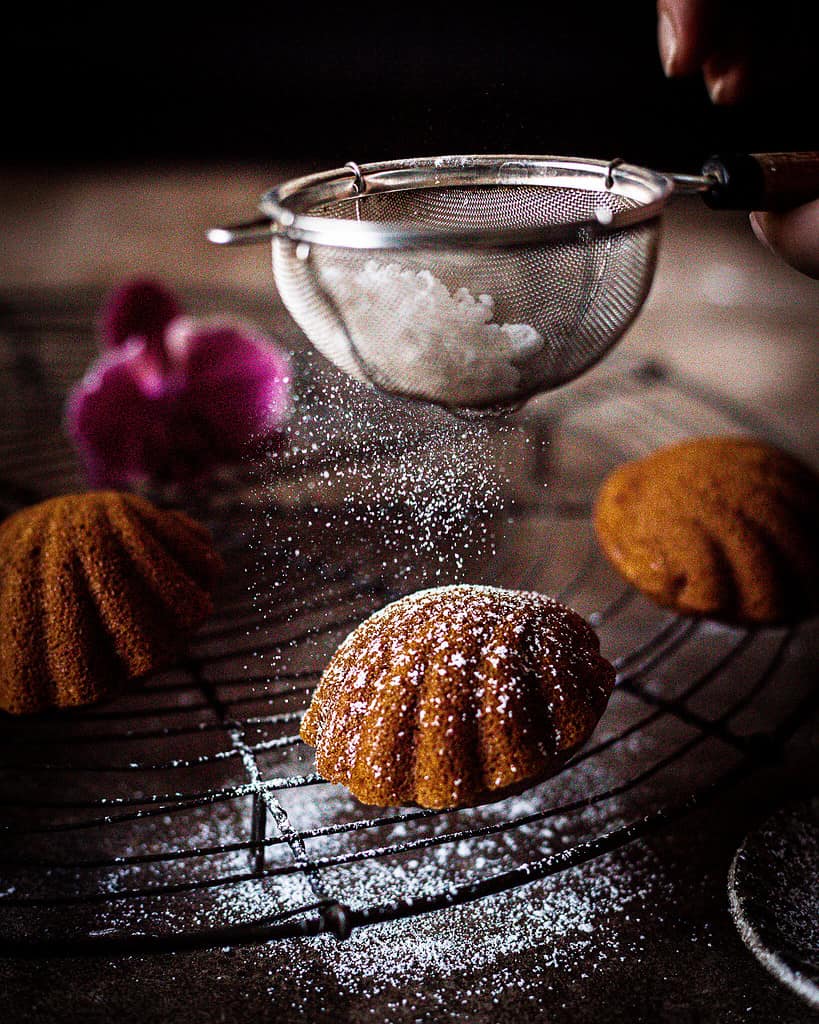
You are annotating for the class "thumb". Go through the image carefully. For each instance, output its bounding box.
[750,199,819,279]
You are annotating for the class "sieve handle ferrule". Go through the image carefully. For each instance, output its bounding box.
[207,217,278,246]
[702,152,819,211]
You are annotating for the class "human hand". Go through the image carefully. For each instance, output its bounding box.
[656,0,752,104]
[750,201,819,279]
[657,1,818,278]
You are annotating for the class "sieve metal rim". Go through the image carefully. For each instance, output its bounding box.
[259,155,673,251]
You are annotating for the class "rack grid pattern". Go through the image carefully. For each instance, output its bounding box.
[0,289,815,957]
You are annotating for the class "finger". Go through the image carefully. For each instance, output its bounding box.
[703,54,750,104]
[702,7,754,104]
[657,0,713,77]
[750,200,819,279]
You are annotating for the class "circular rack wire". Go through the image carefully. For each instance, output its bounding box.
[0,287,816,958]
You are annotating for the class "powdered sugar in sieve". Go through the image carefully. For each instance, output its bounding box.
[318,261,544,407]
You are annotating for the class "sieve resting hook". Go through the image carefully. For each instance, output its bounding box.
[605,158,625,190]
[345,161,366,196]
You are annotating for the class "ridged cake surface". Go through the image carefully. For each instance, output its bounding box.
[594,436,819,624]
[0,491,222,713]
[300,584,615,809]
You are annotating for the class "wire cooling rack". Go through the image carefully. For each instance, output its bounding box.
[0,288,816,958]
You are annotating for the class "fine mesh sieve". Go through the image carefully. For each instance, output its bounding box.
[210,153,819,410]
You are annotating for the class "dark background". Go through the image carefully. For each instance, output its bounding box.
[4,6,815,170]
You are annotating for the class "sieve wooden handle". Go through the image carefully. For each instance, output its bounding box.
[702,152,819,211]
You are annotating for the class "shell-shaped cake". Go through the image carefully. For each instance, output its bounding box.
[300,584,615,809]
[594,436,819,624]
[0,491,223,713]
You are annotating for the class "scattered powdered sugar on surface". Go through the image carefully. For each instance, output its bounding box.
[239,763,670,1015]
[318,260,543,406]
[268,844,661,1015]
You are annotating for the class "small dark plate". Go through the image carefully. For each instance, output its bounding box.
[729,797,819,1009]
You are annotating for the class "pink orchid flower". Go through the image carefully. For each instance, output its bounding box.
[66,280,291,487]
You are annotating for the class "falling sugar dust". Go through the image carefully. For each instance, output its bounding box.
[245,356,546,692]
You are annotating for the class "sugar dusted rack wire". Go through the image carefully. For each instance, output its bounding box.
[0,288,816,957]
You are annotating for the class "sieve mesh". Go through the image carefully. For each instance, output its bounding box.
[273,183,661,408]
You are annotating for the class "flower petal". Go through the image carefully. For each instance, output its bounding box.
[68,293,292,487]
[98,278,181,355]
[166,316,291,455]
[65,341,178,486]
